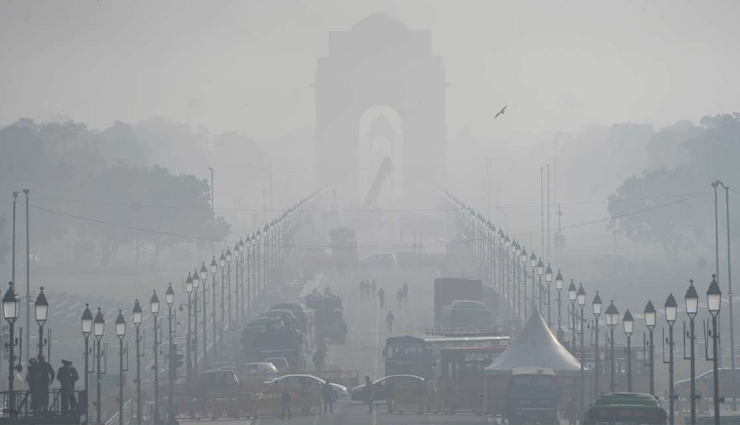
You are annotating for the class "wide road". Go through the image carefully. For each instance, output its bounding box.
[317,266,439,380]
[178,402,493,424]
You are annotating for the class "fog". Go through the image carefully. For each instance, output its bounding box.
[1,3,739,421]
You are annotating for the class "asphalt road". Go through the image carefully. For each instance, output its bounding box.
[178,401,494,425]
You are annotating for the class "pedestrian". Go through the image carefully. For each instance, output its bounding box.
[371,279,377,296]
[378,287,385,310]
[57,359,79,414]
[322,380,335,414]
[363,375,374,413]
[565,398,579,425]
[26,358,39,413]
[386,310,395,334]
[359,280,365,298]
[386,381,395,413]
[280,386,292,421]
[36,354,55,413]
[403,282,409,302]
[313,350,325,372]
[397,288,404,309]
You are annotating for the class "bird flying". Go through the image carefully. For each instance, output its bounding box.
[494,105,508,119]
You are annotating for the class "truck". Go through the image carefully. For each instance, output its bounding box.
[245,327,305,372]
[329,227,359,272]
[270,302,316,355]
[434,278,483,326]
[504,367,560,425]
[305,288,348,343]
[440,300,492,329]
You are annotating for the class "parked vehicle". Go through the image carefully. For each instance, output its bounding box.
[192,370,249,419]
[351,374,425,402]
[266,357,290,374]
[264,374,349,400]
[584,392,666,424]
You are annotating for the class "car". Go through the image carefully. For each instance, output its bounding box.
[351,374,425,401]
[264,374,350,400]
[236,362,279,378]
[361,253,395,269]
[266,357,290,374]
[208,362,236,371]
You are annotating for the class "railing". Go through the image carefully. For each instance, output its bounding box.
[0,389,84,424]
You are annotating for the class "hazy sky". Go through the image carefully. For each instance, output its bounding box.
[1,0,738,141]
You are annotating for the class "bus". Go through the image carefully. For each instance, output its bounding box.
[384,333,510,379]
[439,346,508,412]
[584,393,667,425]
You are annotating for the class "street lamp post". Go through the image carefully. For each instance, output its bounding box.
[210,257,218,359]
[521,247,528,320]
[545,264,553,327]
[593,292,603,398]
[684,281,699,425]
[225,247,232,327]
[247,237,253,310]
[115,310,126,425]
[568,280,577,349]
[256,231,262,296]
[234,241,242,324]
[200,263,208,368]
[555,270,564,341]
[577,284,586,418]
[132,300,143,425]
[264,224,270,290]
[81,304,93,424]
[165,283,177,425]
[150,290,161,425]
[663,294,678,425]
[3,283,21,417]
[219,252,226,348]
[185,274,193,388]
[34,286,48,356]
[643,300,656,396]
[93,308,105,425]
[605,301,619,392]
[706,276,722,425]
[536,259,544,312]
[191,270,200,379]
[530,252,537,312]
[623,310,634,392]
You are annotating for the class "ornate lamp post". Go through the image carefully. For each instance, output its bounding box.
[3,283,21,417]
[34,286,48,356]
[185,273,193,387]
[132,300,143,425]
[191,269,200,378]
[81,304,93,424]
[623,310,634,391]
[218,252,226,347]
[150,290,161,424]
[165,283,177,425]
[234,241,241,324]
[520,247,528,320]
[568,280,577,349]
[555,270,564,341]
[225,247,232,326]
[529,252,537,311]
[545,263,553,327]
[247,237,253,310]
[605,301,619,392]
[536,259,544,312]
[663,293,678,425]
[93,308,105,425]
[706,276,722,425]
[593,292,603,398]
[576,283,586,417]
[200,262,208,368]
[256,231,262,294]
[643,300,656,396]
[115,310,126,425]
[263,224,270,289]
[210,257,218,358]
[684,281,699,425]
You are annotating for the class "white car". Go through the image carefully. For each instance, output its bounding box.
[264,374,349,401]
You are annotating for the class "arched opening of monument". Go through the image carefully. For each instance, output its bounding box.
[357,105,404,208]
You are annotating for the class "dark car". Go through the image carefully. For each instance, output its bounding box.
[351,374,424,401]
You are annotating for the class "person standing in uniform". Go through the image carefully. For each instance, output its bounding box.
[57,359,79,414]
[36,354,55,413]
[280,386,292,421]
[363,376,374,413]
[322,380,335,414]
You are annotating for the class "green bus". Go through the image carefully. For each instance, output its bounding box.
[584,393,666,425]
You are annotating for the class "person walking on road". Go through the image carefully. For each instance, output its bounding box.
[280,386,292,421]
[363,375,375,413]
[322,380,335,414]
[371,279,377,297]
[378,287,385,309]
[57,359,79,414]
[386,310,395,334]
[565,398,579,425]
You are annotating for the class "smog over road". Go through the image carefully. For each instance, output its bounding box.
[1,2,740,424]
